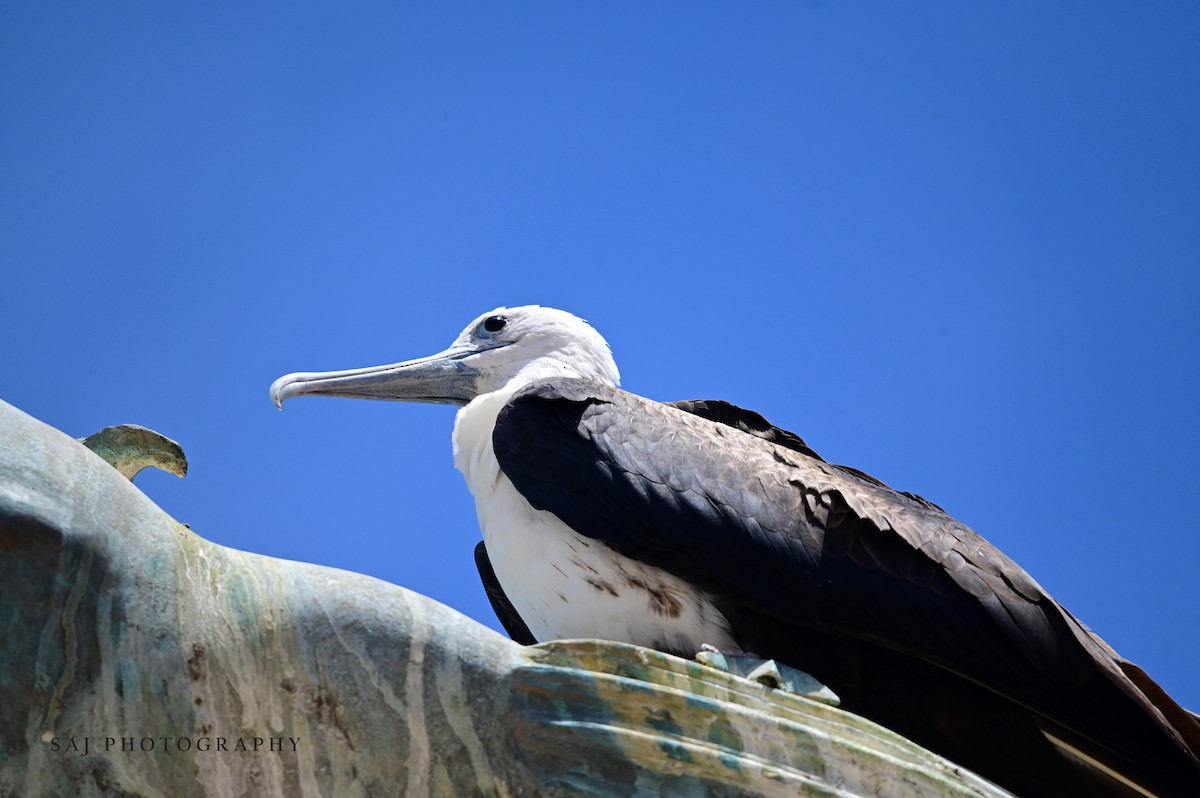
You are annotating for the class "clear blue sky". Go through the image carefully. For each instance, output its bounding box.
[3,5,1198,709]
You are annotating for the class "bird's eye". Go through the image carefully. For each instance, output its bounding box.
[479,315,507,336]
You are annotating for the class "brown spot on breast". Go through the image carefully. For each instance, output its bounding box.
[585,577,621,597]
[626,576,684,618]
[568,557,601,575]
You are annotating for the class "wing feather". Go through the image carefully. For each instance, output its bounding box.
[474,541,536,646]
[492,378,1200,797]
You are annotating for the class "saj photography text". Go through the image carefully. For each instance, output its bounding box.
[46,734,301,757]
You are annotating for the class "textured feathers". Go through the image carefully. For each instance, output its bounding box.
[474,541,536,645]
[490,377,1200,798]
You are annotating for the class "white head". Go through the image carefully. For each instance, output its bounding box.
[269,305,620,408]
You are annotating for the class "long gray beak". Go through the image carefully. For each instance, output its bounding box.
[270,345,483,409]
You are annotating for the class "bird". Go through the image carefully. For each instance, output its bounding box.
[270,305,1200,798]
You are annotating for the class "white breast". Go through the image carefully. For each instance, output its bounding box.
[452,390,735,654]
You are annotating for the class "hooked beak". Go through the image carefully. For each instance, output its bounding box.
[270,344,485,409]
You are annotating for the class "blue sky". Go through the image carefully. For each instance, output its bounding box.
[3,4,1198,710]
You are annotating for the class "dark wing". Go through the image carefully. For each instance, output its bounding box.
[666,398,946,511]
[493,378,1200,798]
[474,541,536,645]
[664,398,826,461]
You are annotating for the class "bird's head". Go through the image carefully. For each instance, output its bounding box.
[269,305,620,409]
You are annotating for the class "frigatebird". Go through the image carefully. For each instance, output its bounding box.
[271,305,1200,797]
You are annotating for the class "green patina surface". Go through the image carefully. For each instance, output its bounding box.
[0,398,1013,798]
[79,424,188,481]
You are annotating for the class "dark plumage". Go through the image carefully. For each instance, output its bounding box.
[478,377,1200,798]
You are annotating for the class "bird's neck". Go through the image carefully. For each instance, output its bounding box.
[452,357,617,496]
[451,385,521,498]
